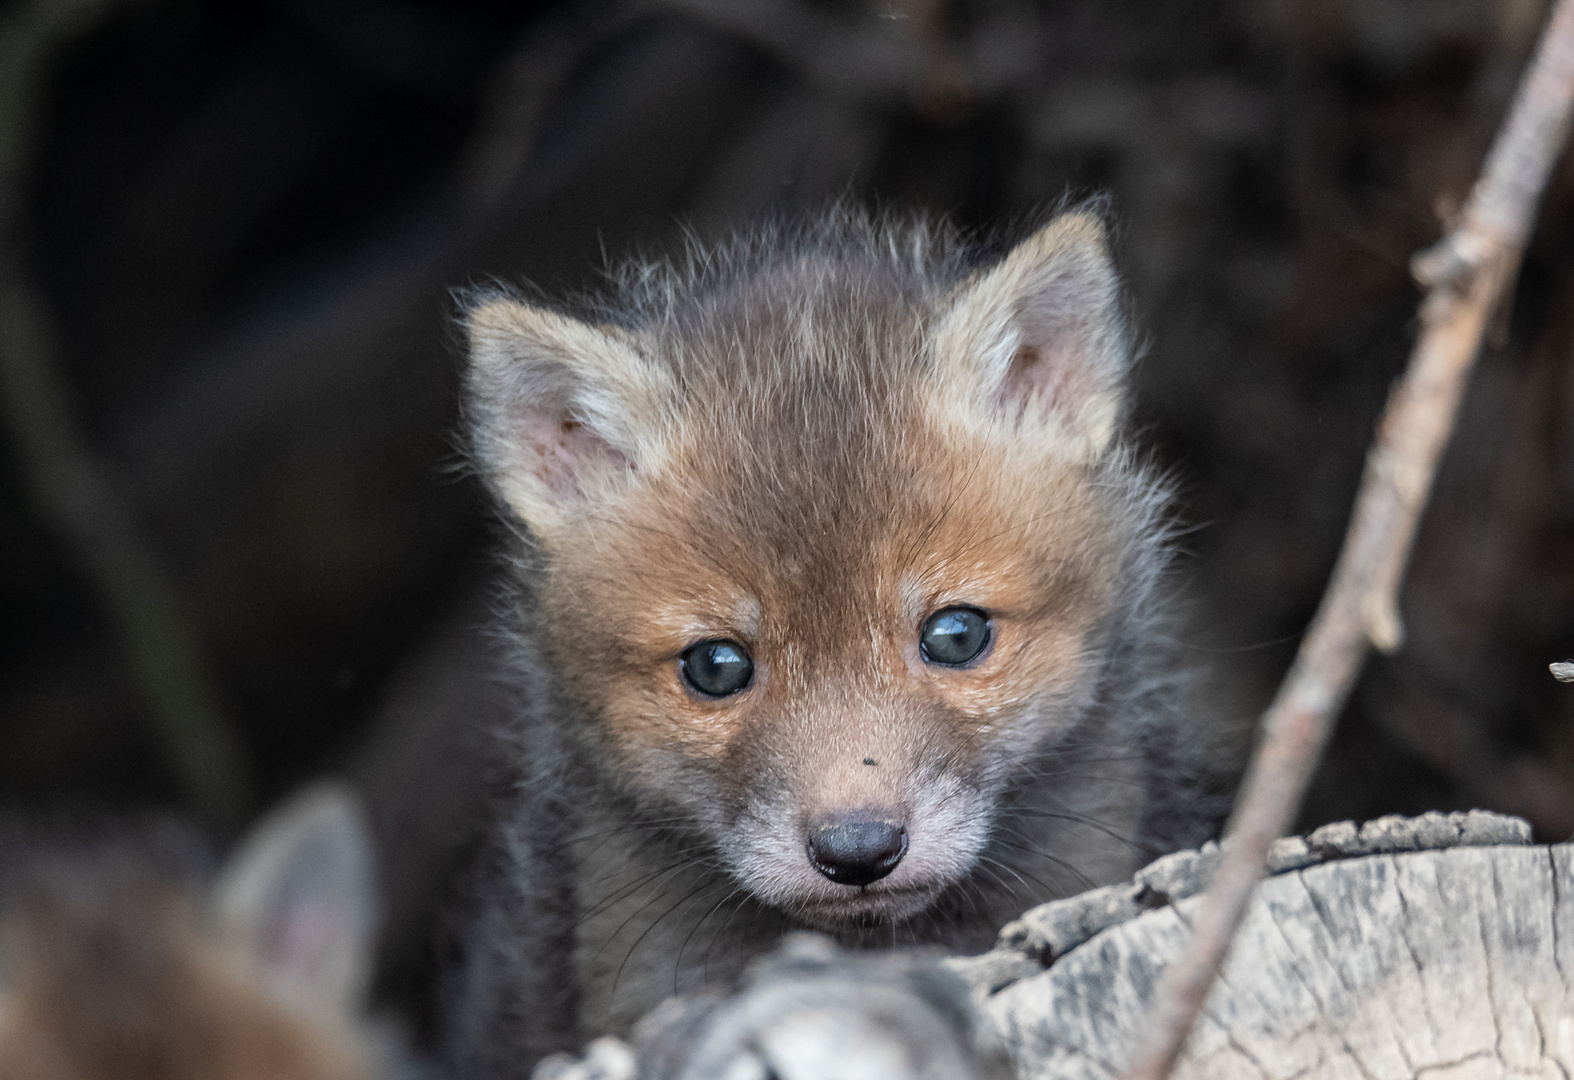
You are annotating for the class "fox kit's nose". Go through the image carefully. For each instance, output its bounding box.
[807,818,908,886]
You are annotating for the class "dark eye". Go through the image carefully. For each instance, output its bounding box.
[919,607,992,667]
[680,639,754,697]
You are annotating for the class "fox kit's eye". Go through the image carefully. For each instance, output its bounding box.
[919,607,992,667]
[680,639,754,697]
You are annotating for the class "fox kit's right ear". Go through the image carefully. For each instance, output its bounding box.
[464,296,677,541]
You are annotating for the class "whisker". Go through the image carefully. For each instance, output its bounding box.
[991,808,1145,852]
[982,837,1099,893]
[976,852,1063,901]
[701,889,756,982]
[579,853,709,933]
[611,879,723,1002]
[675,885,745,993]
[968,857,1025,903]
[536,816,700,860]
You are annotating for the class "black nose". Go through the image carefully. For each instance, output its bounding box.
[806,819,908,886]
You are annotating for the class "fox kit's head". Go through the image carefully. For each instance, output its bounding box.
[466,210,1164,929]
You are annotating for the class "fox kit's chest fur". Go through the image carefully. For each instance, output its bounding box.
[450,210,1214,1076]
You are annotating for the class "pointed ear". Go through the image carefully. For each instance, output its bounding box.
[930,212,1130,457]
[214,783,378,1014]
[464,296,678,541]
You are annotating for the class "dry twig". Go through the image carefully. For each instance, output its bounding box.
[1123,2,1574,1077]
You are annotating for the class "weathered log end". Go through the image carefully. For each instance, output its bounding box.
[982,811,1564,1080]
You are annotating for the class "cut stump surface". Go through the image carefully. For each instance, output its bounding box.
[986,835,1574,1079]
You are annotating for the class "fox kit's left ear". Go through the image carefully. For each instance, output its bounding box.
[932,211,1130,457]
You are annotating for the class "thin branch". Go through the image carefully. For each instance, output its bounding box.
[1122,2,1574,1077]
[0,0,249,827]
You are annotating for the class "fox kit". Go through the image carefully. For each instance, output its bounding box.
[451,208,1217,1074]
[0,786,386,1080]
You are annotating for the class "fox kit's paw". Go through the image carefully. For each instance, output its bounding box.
[541,935,1010,1080]
[532,1038,637,1080]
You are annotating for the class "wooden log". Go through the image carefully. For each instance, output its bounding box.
[983,815,1572,1080]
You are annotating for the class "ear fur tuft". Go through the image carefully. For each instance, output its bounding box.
[930,211,1130,457]
[464,296,677,541]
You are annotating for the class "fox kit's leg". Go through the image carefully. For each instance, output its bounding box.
[447,799,581,1079]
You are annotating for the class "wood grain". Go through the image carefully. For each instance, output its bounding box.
[990,843,1574,1080]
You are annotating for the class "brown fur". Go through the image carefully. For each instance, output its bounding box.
[450,208,1225,1075]
[0,883,366,1080]
[0,788,384,1080]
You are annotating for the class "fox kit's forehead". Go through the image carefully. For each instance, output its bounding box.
[624,404,1111,600]
[616,249,938,531]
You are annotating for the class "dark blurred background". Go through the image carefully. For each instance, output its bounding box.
[3,0,1573,1038]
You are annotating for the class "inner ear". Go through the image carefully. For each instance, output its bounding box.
[999,343,1041,421]
[1000,328,1107,424]
[932,211,1130,457]
[999,341,1066,417]
[522,412,631,500]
